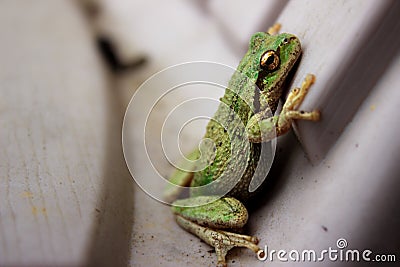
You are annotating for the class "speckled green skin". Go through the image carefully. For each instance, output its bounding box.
[172,32,302,226]
[192,32,301,201]
[167,31,321,267]
[172,196,248,229]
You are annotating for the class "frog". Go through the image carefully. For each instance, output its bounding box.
[164,24,320,267]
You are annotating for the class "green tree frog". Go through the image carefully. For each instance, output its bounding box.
[164,24,320,267]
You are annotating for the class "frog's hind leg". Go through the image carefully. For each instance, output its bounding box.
[163,149,199,203]
[176,215,262,267]
[172,196,263,267]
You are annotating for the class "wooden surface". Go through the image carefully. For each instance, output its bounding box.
[0,1,134,266]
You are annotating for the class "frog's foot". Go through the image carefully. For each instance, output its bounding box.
[275,74,320,135]
[176,215,263,267]
[267,23,281,35]
[283,74,317,111]
[281,74,320,115]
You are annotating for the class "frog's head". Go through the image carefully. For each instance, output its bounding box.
[238,32,302,112]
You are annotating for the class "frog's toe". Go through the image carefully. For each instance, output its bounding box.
[176,215,262,267]
[286,74,316,110]
[213,229,262,267]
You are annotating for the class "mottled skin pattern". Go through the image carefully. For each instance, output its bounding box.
[165,26,320,267]
[191,32,302,201]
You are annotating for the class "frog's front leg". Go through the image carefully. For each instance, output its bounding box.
[172,196,263,267]
[267,23,281,35]
[246,74,320,142]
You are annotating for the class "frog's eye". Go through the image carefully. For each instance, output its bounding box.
[260,50,280,71]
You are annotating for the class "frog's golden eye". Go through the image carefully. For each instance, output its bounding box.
[260,50,280,71]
